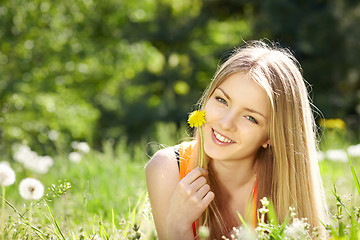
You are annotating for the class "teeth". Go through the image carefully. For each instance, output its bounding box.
[214,130,234,143]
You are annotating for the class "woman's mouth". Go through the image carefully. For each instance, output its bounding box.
[212,129,236,144]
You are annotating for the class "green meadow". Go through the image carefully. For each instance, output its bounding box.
[1,122,360,239]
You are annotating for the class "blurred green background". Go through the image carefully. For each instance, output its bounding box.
[1,0,360,155]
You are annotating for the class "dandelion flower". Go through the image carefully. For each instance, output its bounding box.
[187,110,206,167]
[0,162,16,186]
[19,178,44,200]
[69,152,82,163]
[187,110,206,128]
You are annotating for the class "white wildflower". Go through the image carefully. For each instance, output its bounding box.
[259,207,269,214]
[284,218,310,240]
[69,152,82,163]
[231,226,256,240]
[325,149,348,162]
[198,226,210,239]
[260,197,269,207]
[0,162,16,186]
[19,178,44,200]
[348,144,360,157]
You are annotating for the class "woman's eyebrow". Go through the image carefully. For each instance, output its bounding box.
[217,87,231,100]
[217,87,267,119]
[244,107,267,119]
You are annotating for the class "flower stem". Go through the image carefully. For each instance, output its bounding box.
[199,127,204,168]
[1,186,5,240]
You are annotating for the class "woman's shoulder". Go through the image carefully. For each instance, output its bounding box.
[145,141,196,177]
[146,146,177,170]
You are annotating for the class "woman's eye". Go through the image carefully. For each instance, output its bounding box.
[246,116,258,124]
[215,97,227,105]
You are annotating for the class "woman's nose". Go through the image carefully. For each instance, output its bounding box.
[219,112,237,131]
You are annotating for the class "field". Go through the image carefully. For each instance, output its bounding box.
[1,122,360,239]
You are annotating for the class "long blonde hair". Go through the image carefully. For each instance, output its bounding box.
[192,40,328,238]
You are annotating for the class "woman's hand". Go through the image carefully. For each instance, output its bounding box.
[166,167,215,238]
[146,148,214,240]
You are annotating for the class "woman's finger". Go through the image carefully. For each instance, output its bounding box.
[180,167,208,185]
[193,183,211,200]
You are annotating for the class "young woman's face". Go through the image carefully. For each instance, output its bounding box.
[203,72,270,162]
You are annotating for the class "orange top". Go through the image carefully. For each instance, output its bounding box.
[177,141,258,236]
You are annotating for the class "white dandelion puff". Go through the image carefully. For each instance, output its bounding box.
[348,144,360,157]
[19,178,44,200]
[13,144,53,174]
[325,149,348,162]
[69,152,82,163]
[0,162,16,186]
[75,142,90,154]
[33,156,54,174]
[13,145,37,164]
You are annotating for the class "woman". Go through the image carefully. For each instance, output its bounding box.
[146,40,328,239]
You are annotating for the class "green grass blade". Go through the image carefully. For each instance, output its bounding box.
[348,154,360,199]
[0,195,45,239]
[122,191,147,238]
[236,211,250,231]
[267,201,278,226]
[44,200,66,240]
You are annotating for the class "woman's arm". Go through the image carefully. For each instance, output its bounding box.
[146,147,214,240]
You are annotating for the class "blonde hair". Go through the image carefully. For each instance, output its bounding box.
[192,40,328,238]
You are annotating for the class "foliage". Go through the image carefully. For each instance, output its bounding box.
[0,123,359,239]
[2,0,358,153]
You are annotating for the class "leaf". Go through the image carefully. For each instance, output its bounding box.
[348,154,360,199]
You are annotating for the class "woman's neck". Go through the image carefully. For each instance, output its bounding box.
[209,157,257,228]
[210,157,257,192]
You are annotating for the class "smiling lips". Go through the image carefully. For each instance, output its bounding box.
[213,129,236,144]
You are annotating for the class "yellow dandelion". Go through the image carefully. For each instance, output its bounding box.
[319,118,346,130]
[187,110,206,168]
[187,110,206,128]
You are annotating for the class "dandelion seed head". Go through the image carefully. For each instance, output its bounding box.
[19,178,44,200]
[72,141,90,154]
[69,152,82,163]
[0,162,16,186]
[13,144,37,164]
[13,144,53,174]
[325,149,348,162]
[348,144,360,157]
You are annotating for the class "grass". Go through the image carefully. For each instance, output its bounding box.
[0,122,360,239]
